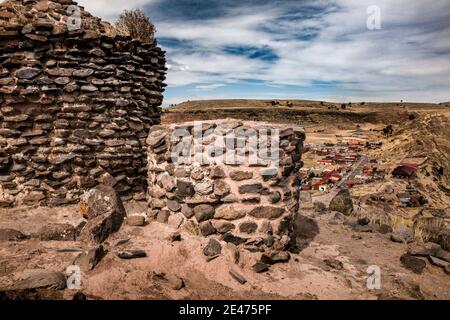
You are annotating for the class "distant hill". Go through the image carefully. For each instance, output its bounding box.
[163,99,444,126]
[169,99,323,111]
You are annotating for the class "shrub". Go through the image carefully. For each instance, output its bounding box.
[115,9,156,43]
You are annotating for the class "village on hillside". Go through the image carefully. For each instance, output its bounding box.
[300,126,423,209]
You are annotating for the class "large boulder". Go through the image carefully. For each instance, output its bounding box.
[329,189,354,216]
[78,185,126,244]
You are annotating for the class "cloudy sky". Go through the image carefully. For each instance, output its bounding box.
[77,0,450,105]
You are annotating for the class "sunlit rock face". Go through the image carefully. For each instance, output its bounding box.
[147,119,305,251]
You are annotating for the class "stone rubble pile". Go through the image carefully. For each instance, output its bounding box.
[0,0,166,207]
[147,119,305,251]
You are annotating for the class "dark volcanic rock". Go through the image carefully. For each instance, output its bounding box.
[203,239,222,257]
[269,191,282,204]
[291,215,319,252]
[127,215,146,227]
[34,223,77,241]
[229,269,247,284]
[10,272,66,291]
[76,245,106,271]
[117,250,147,259]
[239,222,258,234]
[357,217,370,226]
[194,204,215,223]
[78,185,126,244]
[376,224,393,234]
[324,258,344,270]
[0,229,28,242]
[199,221,216,236]
[221,232,247,246]
[400,254,426,274]
[252,262,270,273]
[352,224,373,233]
[229,170,253,181]
[15,67,41,79]
[329,189,354,215]
[79,184,126,221]
[167,199,182,212]
[391,227,415,244]
[238,183,264,194]
[176,180,195,198]
[408,242,441,257]
[261,250,291,265]
[428,256,449,268]
[248,206,285,220]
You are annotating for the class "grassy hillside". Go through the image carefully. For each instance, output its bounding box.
[162,99,446,128]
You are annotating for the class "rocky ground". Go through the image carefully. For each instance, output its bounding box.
[1,199,449,300]
[1,100,448,300]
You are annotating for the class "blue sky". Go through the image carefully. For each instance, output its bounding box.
[77,0,450,105]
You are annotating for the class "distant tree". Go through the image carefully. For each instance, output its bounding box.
[115,9,156,43]
[270,100,280,107]
[341,104,346,110]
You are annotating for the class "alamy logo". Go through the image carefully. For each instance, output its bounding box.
[367,5,382,30]
[366,265,381,290]
[66,265,81,290]
[170,122,280,171]
[67,5,82,31]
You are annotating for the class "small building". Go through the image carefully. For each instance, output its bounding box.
[345,180,359,188]
[392,164,417,178]
[317,159,333,165]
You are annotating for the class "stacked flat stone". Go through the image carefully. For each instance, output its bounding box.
[0,0,166,207]
[147,120,305,251]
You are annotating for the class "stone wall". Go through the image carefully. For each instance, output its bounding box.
[0,0,166,207]
[147,120,305,251]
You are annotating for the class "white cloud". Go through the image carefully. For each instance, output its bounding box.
[168,0,450,101]
[195,84,225,90]
[77,0,450,102]
[76,0,157,21]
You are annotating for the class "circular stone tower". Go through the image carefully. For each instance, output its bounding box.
[0,0,166,207]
